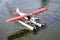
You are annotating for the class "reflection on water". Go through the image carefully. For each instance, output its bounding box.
[8,26,47,40]
[8,29,30,40]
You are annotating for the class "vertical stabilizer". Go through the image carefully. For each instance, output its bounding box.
[16,8,21,13]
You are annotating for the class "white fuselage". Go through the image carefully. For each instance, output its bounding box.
[16,8,42,30]
[16,12,34,30]
[18,12,42,27]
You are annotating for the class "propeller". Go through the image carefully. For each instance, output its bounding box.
[6,7,48,22]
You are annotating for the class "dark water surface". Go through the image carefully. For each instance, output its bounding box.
[0,0,60,40]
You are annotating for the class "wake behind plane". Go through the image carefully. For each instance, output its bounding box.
[6,7,48,31]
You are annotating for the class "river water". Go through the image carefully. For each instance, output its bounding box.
[0,0,60,40]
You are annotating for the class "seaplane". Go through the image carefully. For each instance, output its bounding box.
[6,7,48,31]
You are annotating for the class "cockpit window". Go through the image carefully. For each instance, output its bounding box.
[27,15,32,20]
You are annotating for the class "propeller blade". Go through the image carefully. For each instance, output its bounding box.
[31,7,48,15]
[6,15,28,22]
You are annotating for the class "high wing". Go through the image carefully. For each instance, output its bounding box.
[6,7,48,22]
[30,7,48,15]
[6,15,28,22]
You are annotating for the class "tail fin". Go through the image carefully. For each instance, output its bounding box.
[16,8,21,13]
[12,8,21,15]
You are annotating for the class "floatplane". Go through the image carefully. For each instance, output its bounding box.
[6,7,48,31]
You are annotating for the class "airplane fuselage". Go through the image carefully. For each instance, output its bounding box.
[6,8,48,30]
[18,12,37,21]
[18,12,42,27]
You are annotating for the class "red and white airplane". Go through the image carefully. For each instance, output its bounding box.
[6,7,48,31]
